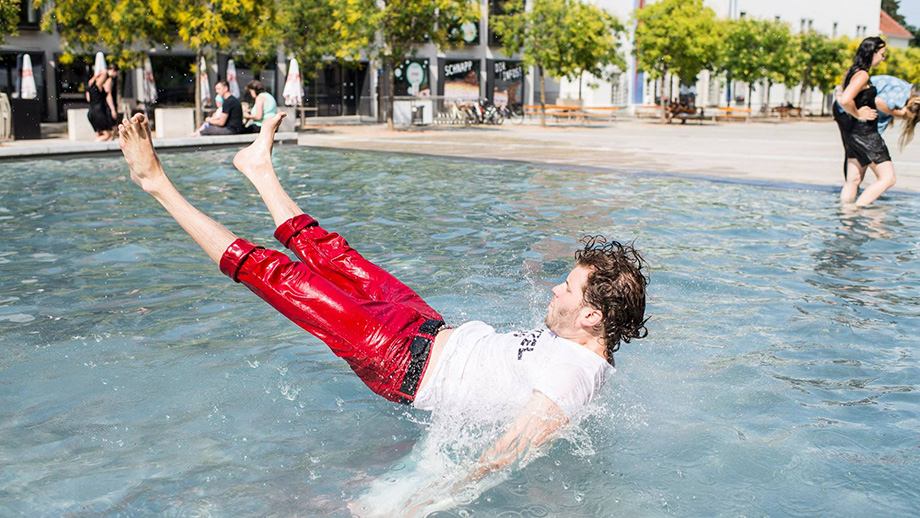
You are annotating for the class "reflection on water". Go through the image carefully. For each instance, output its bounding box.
[1,148,919,516]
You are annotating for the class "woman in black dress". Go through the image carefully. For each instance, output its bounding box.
[835,37,895,207]
[86,65,118,141]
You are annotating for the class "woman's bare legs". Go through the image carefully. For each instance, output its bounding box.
[118,113,237,265]
[855,161,896,207]
[840,158,867,203]
[232,113,305,227]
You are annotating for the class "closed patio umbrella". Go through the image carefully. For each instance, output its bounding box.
[93,52,106,75]
[141,56,158,104]
[282,57,303,106]
[226,59,241,98]
[19,54,37,99]
[199,56,211,105]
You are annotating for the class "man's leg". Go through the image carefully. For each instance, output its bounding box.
[120,113,424,402]
[232,114,442,316]
[119,113,236,264]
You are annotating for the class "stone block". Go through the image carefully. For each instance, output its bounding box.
[67,108,95,141]
[154,108,195,139]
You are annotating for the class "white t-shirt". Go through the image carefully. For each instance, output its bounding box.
[413,321,614,420]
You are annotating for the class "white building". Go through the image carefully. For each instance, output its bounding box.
[556,0,884,115]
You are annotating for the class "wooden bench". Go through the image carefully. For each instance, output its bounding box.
[523,104,583,123]
[668,107,710,125]
[582,106,618,122]
[634,104,663,118]
[714,106,751,121]
[772,106,802,118]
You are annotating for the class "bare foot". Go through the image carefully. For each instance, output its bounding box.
[232,112,287,185]
[118,113,166,193]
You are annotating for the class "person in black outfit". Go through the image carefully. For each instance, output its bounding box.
[834,37,896,207]
[86,65,118,141]
[196,81,243,136]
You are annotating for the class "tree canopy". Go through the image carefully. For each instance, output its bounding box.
[719,18,795,109]
[492,0,624,125]
[0,0,19,45]
[633,0,720,116]
[335,0,478,129]
[633,0,720,84]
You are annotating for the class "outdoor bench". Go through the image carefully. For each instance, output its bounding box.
[714,106,752,121]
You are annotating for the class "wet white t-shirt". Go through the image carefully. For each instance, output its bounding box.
[413,321,614,420]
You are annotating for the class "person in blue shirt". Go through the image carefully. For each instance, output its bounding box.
[871,75,916,135]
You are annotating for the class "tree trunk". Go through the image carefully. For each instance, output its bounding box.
[659,69,668,121]
[387,61,395,130]
[195,48,203,128]
[765,80,771,111]
[747,83,753,122]
[578,72,583,104]
[539,64,547,128]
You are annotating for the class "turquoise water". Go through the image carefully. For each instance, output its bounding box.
[2,147,919,516]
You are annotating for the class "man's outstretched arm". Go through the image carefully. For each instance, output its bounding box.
[473,391,569,479]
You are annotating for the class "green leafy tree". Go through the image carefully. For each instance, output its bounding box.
[792,31,847,114]
[335,0,478,130]
[39,0,274,123]
[876,45,920,87]
[258,0,341,83]
[760,21,795,109]
[37,0,171,65]
[633,0,720,119]
[719,18,795,112]
[566,0,626,104]
[492,0,625,126]
[0,0,19,44]
[718,18,765,111]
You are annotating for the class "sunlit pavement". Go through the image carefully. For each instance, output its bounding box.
[300,119,920,194]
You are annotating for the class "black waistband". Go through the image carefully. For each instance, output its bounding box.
[397,319,446,404]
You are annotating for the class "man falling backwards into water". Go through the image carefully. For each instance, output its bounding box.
[118,112,648,478]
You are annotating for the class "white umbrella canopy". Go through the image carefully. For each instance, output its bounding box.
[19,54,37,100]
[226,59,241,98]
[142,56,158,104]
[282,58,303,106]
[93,52,106,75]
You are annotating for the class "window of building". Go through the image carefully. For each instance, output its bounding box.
[832,22,838,37]
[18,0,40,28]
[148,54,194,106]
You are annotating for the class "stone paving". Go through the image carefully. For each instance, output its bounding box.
[298,119,920,194]
[3,118,919,194]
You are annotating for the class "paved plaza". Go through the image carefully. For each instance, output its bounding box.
[4,118,919,195]
[300,119,920,194]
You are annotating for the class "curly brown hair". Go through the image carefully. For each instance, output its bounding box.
[574,235,649,364]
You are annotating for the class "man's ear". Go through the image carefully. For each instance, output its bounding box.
[580,306,602,328]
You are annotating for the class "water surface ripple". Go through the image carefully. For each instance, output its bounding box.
[1,147,918,516]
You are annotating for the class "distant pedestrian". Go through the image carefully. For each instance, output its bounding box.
[834,37,895,207]
[241,80,278,133]
[86,64,118,141]
[193,81,243,136]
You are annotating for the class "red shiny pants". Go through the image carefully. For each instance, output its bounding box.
[219,214,445,403]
